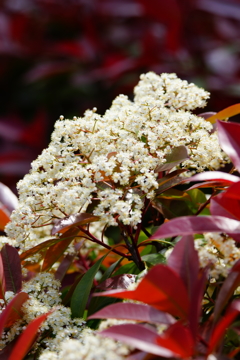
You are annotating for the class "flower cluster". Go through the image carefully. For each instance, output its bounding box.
[0,273,86,352]
[5,72,228,253]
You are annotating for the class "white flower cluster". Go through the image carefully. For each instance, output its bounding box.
[0,273,86,352]
[39,329,130,360]
[195,233,240,279]
[5,72,228,252]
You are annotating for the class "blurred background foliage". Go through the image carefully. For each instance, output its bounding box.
[0,0,240,192]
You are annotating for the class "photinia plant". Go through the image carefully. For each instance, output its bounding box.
[89,235,240,359]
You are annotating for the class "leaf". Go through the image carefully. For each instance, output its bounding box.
[71,253,108,318]
[155,146,189,172]
[156,322,194,358]
[20,237,63,261]
[0,292,29,336]
[0,205,10,232]
[210,181,240,220]
[155,169,187,194]
[8,311,52,360]
[51,213,99,235]
[94,264,189,318]
[217,120,240,172]
[151,215,240,242]
[0,183,18,213]
[0,254,6,299]
[141,253,166,266]
[99,258,123,284]
[113,262,141,276]
[1,245,22,293]
[54,254,75,281]
[88,302,175,324]
[208,300,240,355]
[182,171,240,185]
[99,323,176,358]
[206,104,240,123]
[41,227,79,271]
[167,235,199,299]
[213,260,240,322]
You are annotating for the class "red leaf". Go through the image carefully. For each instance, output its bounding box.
[99,323,176,358]
[167,235,199,298]
[97,274,136,291]
[8,311,53,360]
[55,254,75,281]
[20,237,63,261]
[94,265,189,319]
[155,146,189,172]
[88,303,175,325]
[0,182,18,214]
[0,292,29,336]
[206,104,240,123]
[217,120,240,172]
[213,260,240,322]
[0,254,6,299]
[183,171,240,184]
[210,182,240,220]
[51,213,99,235]
[1,245,22,293]
[156,322,194,358]
[0,205,10,231]
[151,215,240,242]
[42,227,79,271]
[208,300,240,355]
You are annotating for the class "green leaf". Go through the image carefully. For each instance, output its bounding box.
[141,253,166,266]
[71,254,108,318]
[113,262,141,276]
[100,258,123,284]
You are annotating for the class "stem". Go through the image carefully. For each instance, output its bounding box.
[120,225,145,271]
[77,226,131,260]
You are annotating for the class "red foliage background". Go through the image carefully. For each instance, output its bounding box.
[0,0,240,191]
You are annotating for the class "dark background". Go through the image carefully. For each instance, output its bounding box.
[0,0,240,192]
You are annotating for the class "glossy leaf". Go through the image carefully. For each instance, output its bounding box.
[1,245,22,293]
[210,182,240,220]
[217,120,240,172]
[99,323,176,358]
[99,258,123,284]
[208,300,240,355]
[55,254,75,281]
[0,183,18,214]
[213,260,240,322]
[156,322,194,358]
[88,302,175,324]
[155,146,189,172]
[42,228,79,271]
[141,253,166,265]
[0,254,5,299]
[0,205,10,232]
[51,213,99,235]
[97,274,136,291]
[167,235,199,298]
[71,253,108,318]
[94,264,189,318]
[8,311,52,360]
[206,104,240,123]
[151,215,240,241]
[0,292,29,336]
[155,169,187,194]
[182,171,240,184]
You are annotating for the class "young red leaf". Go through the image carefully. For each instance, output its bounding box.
[88,302,175,325]
[51,213,99,235]
[1,245,22,293]
[155,146,189,172]
[151,215,240,241]
[20,237,64,261]
[167,235,199,298]
[55,254,75,281]
[182,171,240,184]
[156,322,194,358]
[99,323,176,358]
[206,104,240,123]
[0,182,18,214]
[0,292,29,336]
[210,181,240,220]
[41,227,79,271]
[217,120,240,173]
[155,169,187,194]
[94,265,189,319]
[0,205,11,231]
[208,300,240,355]
[213,259,240,322]
[0,254,6,299]
[8,311,52,360]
